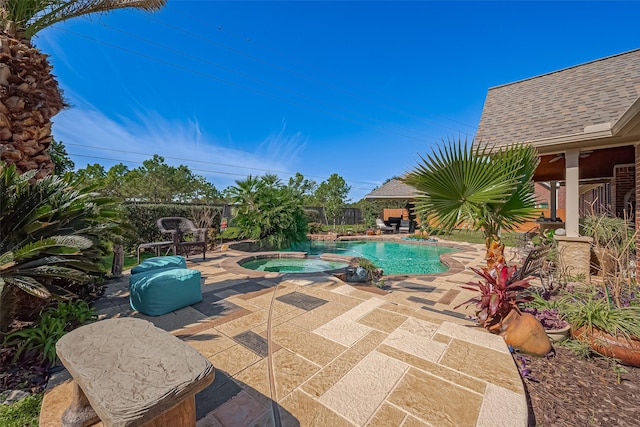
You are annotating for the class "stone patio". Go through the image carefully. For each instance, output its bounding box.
[40,238,529,427]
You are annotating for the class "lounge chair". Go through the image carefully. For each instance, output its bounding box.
[376,218,395,233]
[157,217,208,260]
[398,219,410,234]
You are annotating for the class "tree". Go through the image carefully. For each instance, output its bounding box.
[288,172,317,204]
[315,174,351,226]
[0,0,166,178]
[50,139,74,175]
[403,138,539,267]
[121,155,220,202]
[227,175,308,248]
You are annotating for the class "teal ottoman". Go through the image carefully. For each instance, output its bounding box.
[129,268,202,316]
[131,255,186,275]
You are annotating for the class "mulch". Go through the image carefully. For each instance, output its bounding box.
[523,346,640,426]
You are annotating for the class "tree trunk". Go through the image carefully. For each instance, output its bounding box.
[0,31,65,179]
[485,235,505,269]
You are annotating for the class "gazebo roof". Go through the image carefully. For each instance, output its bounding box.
[364,179,420,199]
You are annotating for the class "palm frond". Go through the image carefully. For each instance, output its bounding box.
[2,275,51,298]
[4,0,167,38]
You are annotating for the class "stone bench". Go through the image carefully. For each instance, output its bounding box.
[54,318,214,427]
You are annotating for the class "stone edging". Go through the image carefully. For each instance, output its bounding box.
[220,238,476,281]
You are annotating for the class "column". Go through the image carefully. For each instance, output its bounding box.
[565,149,580,237]
[550,180,557,220]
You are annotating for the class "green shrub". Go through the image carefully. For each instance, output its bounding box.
[0,163,124,332]
[0,393,42,427]
[3,300,97,366]
[122,203,221,249]
[220,227,242,240]
[227,175,308,248]
[308,222,323,233]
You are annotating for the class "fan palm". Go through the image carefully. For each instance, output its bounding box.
[0,162,126,332]
[228,175,308,248]
[404,138,539,267]
[0,0,166,178]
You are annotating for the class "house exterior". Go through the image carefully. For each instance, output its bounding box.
[475,49,640,277]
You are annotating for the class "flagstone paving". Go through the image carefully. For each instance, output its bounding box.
[41,238,529,427]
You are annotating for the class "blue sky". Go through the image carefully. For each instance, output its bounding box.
[36,1,640,201]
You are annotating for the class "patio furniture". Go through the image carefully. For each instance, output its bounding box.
[387,216,402,230]
[376,218,395,233]
[136,240,174,263]
[130,267,202,316]
[398,219,411,233]
[55,317,214,427]
[131,255,187,275]
[157,217,208,260]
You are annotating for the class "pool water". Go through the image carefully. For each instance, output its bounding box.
[240,258,349,273]
[287,240,456,275]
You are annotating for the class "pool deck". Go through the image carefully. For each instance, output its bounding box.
[40,237,529,427]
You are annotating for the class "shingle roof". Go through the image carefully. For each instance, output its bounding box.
[475,49,640,145]
[364,179,420,199]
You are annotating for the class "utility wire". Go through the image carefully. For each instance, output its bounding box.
[67,153,377,192]
[64,142,381,185]
[152,8,478,132]
[88,20,443,141]
[54,26,441,144]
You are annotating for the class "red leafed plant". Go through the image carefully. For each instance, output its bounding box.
[455,264,533,329]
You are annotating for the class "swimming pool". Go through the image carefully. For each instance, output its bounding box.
[240,257,349,273]
[287,240,456,275]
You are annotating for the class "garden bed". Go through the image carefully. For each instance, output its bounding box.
[524,346,640,426]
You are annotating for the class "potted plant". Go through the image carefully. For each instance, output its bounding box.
[558,214,640,366]
[521,292,570,343]
[456,263,552,356]
[560,290,640,366]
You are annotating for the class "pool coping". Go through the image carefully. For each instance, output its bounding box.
[220,237,474,281]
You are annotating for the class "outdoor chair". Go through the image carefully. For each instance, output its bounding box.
[376,218,395,233]
[398,219,411,234]
[157,217,208,260]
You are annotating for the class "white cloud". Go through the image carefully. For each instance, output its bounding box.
[52,94,306,190]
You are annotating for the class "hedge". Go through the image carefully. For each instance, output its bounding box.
[121,203,222,250]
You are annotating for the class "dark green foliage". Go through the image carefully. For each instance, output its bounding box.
[228,175,308,248]
[74,155,221,203]
[0,163,126,332]
[3,300,97,366]
[49,139,74,175]
[122,203,221,248]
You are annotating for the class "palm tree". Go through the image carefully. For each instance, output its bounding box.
[0,0,166,179]
[404,138,539,267]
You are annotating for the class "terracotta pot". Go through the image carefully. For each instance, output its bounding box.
[545,324,571,343]
[496,310,552,356]
[572,327,640,367]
